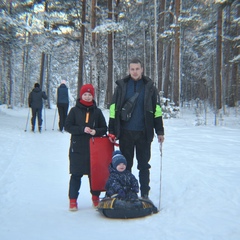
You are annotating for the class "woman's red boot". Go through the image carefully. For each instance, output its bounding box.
[92,195,99,208]
[69,199,78,211]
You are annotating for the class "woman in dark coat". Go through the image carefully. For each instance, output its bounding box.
[56,80,70,132]
[65,84,107,211]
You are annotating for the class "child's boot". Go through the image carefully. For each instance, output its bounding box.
[92,195,99,208]
[69,199,78,211]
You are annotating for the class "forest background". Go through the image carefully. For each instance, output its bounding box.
[0,0,239,124]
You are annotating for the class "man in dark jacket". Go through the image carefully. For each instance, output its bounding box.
[28,83,48,132]
[57,80,70,132]
[108,58,164,199]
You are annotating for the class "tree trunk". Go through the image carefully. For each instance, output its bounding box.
[153,0,158,84]
[40,52,46,88]
[91,0,97,102]
[46,54,51,108]
[7,46,13,108]
[105,0,113,109]
[21,43,27,106]
[157,0,166,91]
[230,3,239,107]
[78,0,86,98]
[163,42,172,100]
[0,46,4,104]
[215,6,223,110]
[22,14,32,107]
[1,45,8,104]
[40,1,49,92]
[5,0,13,108]
[223,5,231,109]
[163,7,174,100]
[173,0,180,107]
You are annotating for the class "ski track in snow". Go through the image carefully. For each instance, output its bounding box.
[0,106,240,240]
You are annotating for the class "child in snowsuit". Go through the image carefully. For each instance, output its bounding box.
[65,84,107,211]
[105,150,139,200]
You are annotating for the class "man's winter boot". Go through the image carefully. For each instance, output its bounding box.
[141,194,149,200]
[38,126,42,133]
[31,126,35,132]
[69,199,78,211]
[92,195,99,208]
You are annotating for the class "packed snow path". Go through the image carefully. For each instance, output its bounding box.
[0,106,239,240]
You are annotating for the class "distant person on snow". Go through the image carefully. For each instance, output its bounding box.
[105,150,139,201]
[28,83,47,133]
[65,84,107,211]
[56,80,71,132]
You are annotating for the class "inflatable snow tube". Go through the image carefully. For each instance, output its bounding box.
[97,197,158,219]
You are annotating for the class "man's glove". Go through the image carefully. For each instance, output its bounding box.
[108,134,116,143]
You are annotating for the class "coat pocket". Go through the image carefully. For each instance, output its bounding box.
[70,140,81,153]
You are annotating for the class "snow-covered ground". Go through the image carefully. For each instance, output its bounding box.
[0,105,239,240]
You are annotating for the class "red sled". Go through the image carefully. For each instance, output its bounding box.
[89,137,114,191]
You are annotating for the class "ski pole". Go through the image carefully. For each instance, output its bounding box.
[24,108,30,132]
[52,107,57,130]
[44,103,47,131]
[158,142,163,210]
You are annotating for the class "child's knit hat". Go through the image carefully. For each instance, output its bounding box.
[112,150,127,169]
